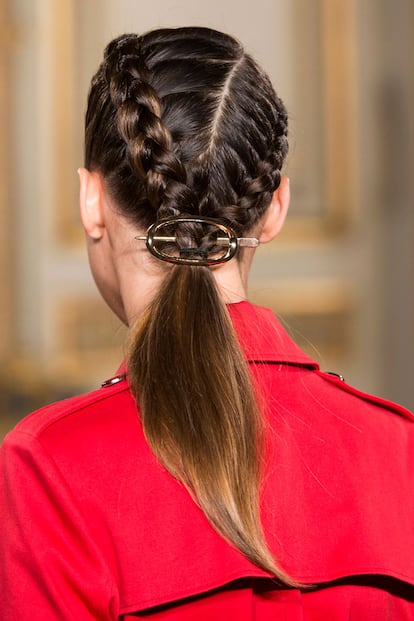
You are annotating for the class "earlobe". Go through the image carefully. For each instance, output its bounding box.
[259,176,290,244]
[78,167,106,240]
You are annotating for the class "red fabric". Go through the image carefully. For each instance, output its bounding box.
[1,301,414,619]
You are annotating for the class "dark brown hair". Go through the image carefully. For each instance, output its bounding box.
[85,27,293,583]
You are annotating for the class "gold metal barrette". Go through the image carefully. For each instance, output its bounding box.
[134,216,259,266]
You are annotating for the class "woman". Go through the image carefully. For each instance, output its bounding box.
[1,27,414,620]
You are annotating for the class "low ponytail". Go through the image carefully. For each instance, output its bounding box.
[127,265,295,584]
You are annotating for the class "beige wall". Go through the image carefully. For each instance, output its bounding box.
[1,0,413,433]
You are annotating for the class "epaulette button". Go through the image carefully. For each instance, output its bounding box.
[101,373,127,388]
[326,371,346,382]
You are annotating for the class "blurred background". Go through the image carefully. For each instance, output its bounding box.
[1,0,413,438]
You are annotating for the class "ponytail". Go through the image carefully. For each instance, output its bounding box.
[128,265,296,584]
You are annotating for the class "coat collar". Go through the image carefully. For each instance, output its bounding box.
[113,301,319,381]
[227,301,319,368]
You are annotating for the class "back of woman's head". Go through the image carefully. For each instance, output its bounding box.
[85,27,288,233]
[85,27,295,585]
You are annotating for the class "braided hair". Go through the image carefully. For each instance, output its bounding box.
[85,27,293,584]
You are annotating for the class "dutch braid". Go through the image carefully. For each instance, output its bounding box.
[104,35,197,218]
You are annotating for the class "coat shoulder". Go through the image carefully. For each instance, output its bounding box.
[4,375,133,445]
[315,369,414,422]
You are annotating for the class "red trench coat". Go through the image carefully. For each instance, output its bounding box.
[1,301,414,619]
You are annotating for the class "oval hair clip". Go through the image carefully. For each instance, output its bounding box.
[134,216,259,266]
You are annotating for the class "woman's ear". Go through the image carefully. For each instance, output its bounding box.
[78,168,106,240]
[259,175,290,243]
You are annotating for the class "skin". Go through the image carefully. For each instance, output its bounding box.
[78,168,290,327]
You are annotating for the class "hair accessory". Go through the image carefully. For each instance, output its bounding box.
[135,215,259,266]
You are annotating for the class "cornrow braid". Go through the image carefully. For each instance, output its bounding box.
[85,27,296,586]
